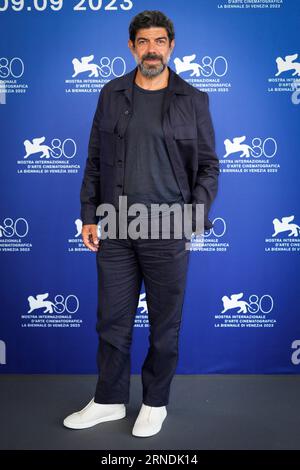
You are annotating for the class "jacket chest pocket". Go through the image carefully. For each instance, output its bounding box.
[98,118,116,166]
[173,124,197,140]
[173,124,197,169]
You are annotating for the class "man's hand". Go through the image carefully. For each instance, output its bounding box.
[82,224,99,252]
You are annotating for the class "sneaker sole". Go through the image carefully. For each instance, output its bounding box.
[63,410,126,429]
[132,423,163,437]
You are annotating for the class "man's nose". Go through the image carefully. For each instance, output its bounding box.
[146,44,159,56]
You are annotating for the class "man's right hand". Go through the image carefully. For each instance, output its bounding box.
[82,224,99,252]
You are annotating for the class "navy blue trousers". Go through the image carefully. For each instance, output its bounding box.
[94,224,190,407]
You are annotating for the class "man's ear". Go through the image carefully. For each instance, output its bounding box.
[128,39,135,52]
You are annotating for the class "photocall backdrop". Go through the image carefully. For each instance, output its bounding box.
[1,0,300,374]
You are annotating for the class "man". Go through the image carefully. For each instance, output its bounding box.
[64,10,219,437]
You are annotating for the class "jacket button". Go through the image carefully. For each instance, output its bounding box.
[117,184,123,188]
[118,134,123,139]
[124,110,129,115]
[117,160,122,166]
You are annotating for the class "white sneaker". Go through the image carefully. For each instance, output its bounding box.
[132,403,167,437]
[63,398,126,429]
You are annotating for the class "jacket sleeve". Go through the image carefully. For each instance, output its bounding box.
[192,91,219,231]
[79,91,103,225]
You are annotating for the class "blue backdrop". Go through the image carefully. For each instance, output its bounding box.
[1,0,300,374]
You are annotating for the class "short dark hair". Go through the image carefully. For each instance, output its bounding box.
[129,10,175,46]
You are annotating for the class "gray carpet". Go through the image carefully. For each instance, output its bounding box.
[0,374,299,450]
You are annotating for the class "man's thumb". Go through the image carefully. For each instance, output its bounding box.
[91,228,99,244]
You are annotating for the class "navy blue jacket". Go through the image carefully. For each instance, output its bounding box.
[80,65,219,230]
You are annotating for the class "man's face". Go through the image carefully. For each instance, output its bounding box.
[128,27,175,78]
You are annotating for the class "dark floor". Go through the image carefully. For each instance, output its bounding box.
[0,374,299,450]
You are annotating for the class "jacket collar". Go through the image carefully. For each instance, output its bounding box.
[113,65,188,94]
[112,65,189,116]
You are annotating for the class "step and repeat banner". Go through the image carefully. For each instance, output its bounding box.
[1,0,299,374]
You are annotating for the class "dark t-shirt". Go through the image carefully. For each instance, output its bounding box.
[123,81,184,216]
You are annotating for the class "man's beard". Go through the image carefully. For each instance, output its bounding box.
[133,52,172,78]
